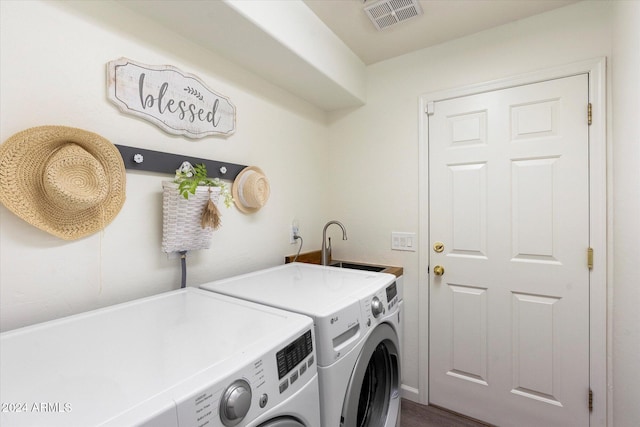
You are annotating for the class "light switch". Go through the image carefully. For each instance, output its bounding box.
[391,232,416,252]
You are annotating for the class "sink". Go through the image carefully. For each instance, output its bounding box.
[329,261,386,273]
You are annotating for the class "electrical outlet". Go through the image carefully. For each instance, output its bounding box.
[289,220,300,244]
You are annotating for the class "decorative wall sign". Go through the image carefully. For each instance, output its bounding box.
[107,58,236,138]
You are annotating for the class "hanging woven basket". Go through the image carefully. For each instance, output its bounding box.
[162,181,221,253]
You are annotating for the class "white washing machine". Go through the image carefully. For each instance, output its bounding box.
[200,263,403,427]
[0,288,320,427]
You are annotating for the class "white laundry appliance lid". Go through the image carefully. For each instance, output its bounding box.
[0,287,312,426]
[200,263,396,318]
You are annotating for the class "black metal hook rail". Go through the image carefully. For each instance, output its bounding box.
[115,145,247,181]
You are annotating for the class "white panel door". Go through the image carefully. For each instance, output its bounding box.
[428,75,590,426]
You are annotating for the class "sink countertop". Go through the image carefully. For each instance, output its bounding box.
[284,250,403,278]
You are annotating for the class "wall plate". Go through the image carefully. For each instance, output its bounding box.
[391,232,416,251]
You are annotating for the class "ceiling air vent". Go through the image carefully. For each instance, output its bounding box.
[364,0,423,31]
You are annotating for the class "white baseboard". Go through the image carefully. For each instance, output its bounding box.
[400,383,421,403]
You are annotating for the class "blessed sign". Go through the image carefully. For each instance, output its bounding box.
[107,58,236,138]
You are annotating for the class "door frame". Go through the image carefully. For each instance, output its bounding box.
[417,57,608,426]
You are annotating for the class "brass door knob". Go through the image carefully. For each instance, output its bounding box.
[433,265,445,276]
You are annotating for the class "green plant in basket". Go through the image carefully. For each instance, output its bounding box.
[174,162,233,208]
[173,162,233,231]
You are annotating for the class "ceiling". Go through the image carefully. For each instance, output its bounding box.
[117,0,581,111]
[303,0,579,65]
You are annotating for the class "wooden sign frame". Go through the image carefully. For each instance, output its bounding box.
[107,58,236,139]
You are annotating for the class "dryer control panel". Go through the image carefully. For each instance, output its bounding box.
[174,328,317,427]
[276,330,313,379]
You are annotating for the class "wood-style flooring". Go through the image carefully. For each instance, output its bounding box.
[400,399,492,427]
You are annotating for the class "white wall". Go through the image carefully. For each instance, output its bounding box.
[326,0,619,412]
[0,0,330,331]
[611,2,640,426]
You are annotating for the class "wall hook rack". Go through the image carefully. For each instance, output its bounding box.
[115,145,247,181]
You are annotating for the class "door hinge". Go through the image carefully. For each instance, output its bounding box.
[589,389,593,412]
[587,247,594,269]
[588,103,593,125]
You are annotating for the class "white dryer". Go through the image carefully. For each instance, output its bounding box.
[0,288,320,427]
[200,263,402,427]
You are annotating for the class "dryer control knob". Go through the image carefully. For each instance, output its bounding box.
[371,297,384,318]
[220,379,252,426]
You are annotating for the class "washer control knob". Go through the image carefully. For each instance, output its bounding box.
[371,297,384,318]
[259,393,268,408]
[220,379,252,426]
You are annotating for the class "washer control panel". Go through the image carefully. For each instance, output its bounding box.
[362,281,399,328]
[370,296,384,318]
[385,281,399,311]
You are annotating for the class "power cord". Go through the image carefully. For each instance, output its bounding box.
[292,234,304,262]
[179,251,188,288]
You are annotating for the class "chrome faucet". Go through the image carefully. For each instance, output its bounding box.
[321,220,348,266]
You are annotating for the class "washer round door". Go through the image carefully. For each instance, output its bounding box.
[340,323,401,427]
[257,416,306,427]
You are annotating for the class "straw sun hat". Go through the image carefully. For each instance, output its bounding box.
[232,166,270,214]
[0,126,126,240]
